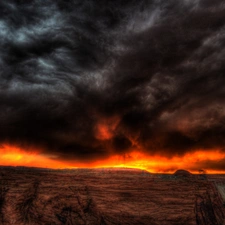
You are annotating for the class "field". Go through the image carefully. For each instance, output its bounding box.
[0,167,224,225]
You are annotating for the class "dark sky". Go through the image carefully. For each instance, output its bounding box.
[1,0,225,167]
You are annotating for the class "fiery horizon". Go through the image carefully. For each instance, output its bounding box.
[1,144,225,174]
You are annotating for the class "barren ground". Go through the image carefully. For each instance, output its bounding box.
[0,167,224,225]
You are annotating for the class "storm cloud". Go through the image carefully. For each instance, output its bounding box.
[1,0,225,162]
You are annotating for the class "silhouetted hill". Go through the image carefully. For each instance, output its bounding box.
[174,169,193,177]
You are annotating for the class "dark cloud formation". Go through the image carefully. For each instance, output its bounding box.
[1,0,225,162]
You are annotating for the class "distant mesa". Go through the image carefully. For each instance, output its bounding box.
[174,169,193,177]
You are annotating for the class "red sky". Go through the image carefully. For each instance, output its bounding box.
[1,144,225,174]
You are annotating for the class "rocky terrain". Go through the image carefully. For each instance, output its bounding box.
[0,167,224,225]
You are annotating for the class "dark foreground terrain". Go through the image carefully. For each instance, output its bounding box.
[0,167,224,225]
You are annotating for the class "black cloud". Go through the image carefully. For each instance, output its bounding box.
[1,0,225,162]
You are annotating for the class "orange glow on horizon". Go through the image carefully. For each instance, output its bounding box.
[0,144,225,174]
[0,145,69,168]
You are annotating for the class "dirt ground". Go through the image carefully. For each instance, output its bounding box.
[0,167,224,225]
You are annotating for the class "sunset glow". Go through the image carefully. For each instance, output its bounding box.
[0,145,68,168]
[1,144,224,174]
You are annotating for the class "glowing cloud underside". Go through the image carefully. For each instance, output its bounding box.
[1,145,225,174]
